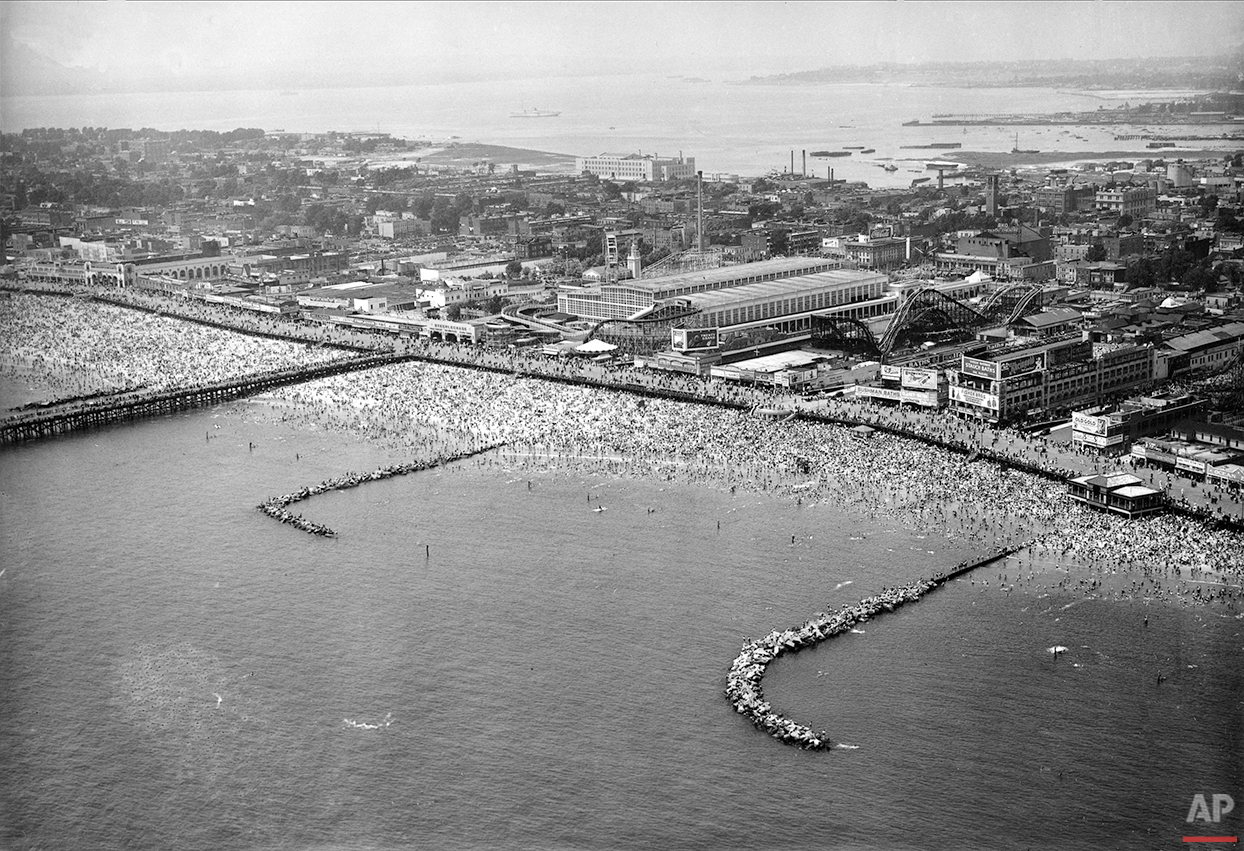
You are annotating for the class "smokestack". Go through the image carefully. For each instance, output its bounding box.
[831,168,834,183]
[802,149,807,177]
[697,171,704,252]
[791,150,794,174]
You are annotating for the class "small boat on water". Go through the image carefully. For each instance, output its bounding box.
[883,163,898,172]
[812,150,852,157]
[860,148,875,154]
[511,108,560,118]
[843,146,865,150]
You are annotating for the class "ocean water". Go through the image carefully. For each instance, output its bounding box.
[1,396,1240,850]
[2,76,1238,189]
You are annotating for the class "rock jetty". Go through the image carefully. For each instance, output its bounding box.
[256,443,506,537]
[725,550,1015,751]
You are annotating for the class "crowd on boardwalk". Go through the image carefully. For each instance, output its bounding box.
[0,292,350,405]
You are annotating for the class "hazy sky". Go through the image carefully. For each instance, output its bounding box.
[3,0,1242,92]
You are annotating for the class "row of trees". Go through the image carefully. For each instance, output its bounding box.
[1123,251,1243,291]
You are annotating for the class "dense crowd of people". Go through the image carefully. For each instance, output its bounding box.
[0,293,350,403]
[246,359,1243,602]
[3,287,1242,612]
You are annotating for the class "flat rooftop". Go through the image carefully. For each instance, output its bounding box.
[725,350,825,373]
[680,269,886,312]
[612,257,845,296]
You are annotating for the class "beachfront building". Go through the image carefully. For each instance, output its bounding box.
[575,153,696,183]
[556,257,869,323]
[671,267,891,333]
[1066,472,1164,518]
[856,364,949,409]
[1070,391,1206,455]
[296,280,421,313]
[1130,431,1244,486]
[947,336,1155,423]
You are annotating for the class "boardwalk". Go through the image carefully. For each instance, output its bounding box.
[0,353,410,444]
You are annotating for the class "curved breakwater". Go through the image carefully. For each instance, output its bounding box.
[256,442,507,537]
[725,547,1020,751]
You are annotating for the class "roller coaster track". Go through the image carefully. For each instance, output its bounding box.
[585,303,703,355]
[877,288,986,357]
[639,247,726,278]
[1003,286,1048,324]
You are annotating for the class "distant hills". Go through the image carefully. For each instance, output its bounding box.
[740,55,1244,91]
[0,34,94,98]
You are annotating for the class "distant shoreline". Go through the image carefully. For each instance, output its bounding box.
[949,148,1235,169]
[416,141,577,170]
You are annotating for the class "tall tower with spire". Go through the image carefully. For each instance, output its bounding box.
[627,240,642,280]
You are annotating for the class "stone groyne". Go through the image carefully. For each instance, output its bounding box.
[725,547,1019,751]
[256,443,507,537]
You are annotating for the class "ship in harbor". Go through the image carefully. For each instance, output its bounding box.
[510,108,561,118]
[900,142,963,150]
[811,150,852,157]
[1011,133,1039,154]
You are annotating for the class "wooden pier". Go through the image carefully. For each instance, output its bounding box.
[0,353,409,445]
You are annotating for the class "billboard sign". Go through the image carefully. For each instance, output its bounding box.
[900,388,940,407]
[1074,432,1124,448]
[1208,464,1244,484]
[880,364,902,382]
[950,386,999,410]
[1144,448,1176,465]
[859,386,902,401]
[1175,456,1207,475]
[961,356,998,380]
[672,327,720,352]
[1000,353,1045,378]
[1071,412,1108,436]
[901,367,939,390]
